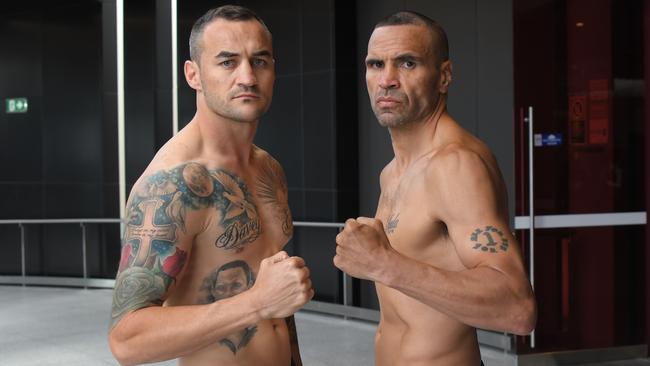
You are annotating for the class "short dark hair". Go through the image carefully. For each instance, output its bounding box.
[374,11,449,66]
[189,5,270,63]
[215,260,253,286]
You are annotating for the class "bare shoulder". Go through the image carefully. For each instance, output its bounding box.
[427,144,493,188]
[252,146,293,238]
[379,158,396,189]
[141,132,197,177]
[252,146,289,193]
[253,146,286,175]
[425,144,502,223]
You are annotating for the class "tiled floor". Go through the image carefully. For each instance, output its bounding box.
[0,285,375,366]
[0,285,648,366]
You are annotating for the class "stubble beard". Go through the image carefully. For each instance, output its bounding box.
[373,92,444,129]
[375,109,410,128]
[372,100,413,128]
[370,89,415,128]
[201,78,269,123]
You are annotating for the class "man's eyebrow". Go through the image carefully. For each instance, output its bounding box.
[252,50,272,57]
[216,51,238,58]
[394,54,420,62]
[365,57,382,64]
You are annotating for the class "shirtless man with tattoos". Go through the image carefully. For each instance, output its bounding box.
[334,11,537,366]
[108,5,312,366]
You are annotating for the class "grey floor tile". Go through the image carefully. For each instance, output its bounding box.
[2,286,649,366]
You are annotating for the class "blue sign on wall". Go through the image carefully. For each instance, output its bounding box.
[534,133,563,147]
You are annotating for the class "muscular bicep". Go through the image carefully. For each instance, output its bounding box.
[110,203,193,329]
[433,150,526,274]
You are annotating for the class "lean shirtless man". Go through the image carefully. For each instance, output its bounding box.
[334,11,537,366]
[108,6,313,366]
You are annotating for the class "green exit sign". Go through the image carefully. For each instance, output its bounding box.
[6,98,28,114]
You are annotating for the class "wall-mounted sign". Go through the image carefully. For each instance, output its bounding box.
[569,95,587,144]
[6,98,28,114]
[534,133,563,147]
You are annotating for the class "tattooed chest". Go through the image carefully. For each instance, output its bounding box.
[127,162,292,254]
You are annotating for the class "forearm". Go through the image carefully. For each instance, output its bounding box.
[380,252,535,335]
[109,291,261,366]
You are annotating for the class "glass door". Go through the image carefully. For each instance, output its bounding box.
[514,0,646,353]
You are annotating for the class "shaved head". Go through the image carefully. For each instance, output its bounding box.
[374,11,449,66]
[189,5,271,64]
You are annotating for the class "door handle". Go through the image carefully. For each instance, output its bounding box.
[524,106,536,349]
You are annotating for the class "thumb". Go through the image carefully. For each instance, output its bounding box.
[357,217,384,232]
[268,250,289,264]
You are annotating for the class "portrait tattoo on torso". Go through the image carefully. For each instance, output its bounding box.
[255,162,293,238]
[200,260,258,354]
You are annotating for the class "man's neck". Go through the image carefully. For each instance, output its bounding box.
[194,111,258,167]
[389,107,448,171]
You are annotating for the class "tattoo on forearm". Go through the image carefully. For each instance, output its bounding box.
[256,162,293,238]
[111,163,261,328]
[470,226,509,253]
[385,213,400,234]
[200,260,258,354]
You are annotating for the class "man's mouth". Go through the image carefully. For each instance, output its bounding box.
[376,96,401,107]
[233,93,260,99]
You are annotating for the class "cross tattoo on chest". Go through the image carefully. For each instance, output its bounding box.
[125,199,178,266]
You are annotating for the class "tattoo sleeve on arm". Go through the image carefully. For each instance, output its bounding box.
[110,162,260,329]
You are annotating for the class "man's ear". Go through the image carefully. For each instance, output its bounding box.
[184,60,202,91]
[439,60,453,94]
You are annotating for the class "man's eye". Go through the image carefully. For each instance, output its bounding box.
[367,61,383,69]
[402,61,416,69]
[221,60,235,68]
[252,58,267,67]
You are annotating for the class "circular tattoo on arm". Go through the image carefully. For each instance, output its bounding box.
[470,226,509,253]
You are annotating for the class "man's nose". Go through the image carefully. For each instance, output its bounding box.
[378,67,399,90]
[236,61,258,87]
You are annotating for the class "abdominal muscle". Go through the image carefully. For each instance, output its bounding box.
[375,284,481,366]
[178,318,290,366]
